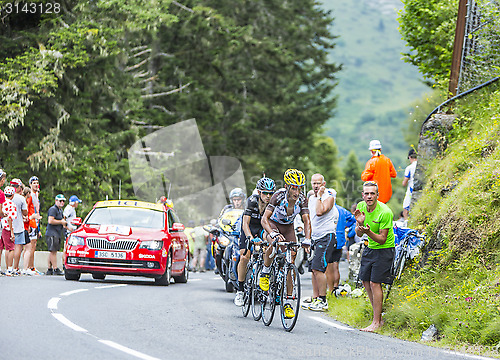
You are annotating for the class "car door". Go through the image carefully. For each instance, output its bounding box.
[167,210,187,264]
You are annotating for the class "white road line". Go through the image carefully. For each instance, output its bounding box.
[309,316,355,331]
[99,340,161,360]
[52,313,88,332]
[443,350,496,360]
[60,289,89,296]
[94,284,128,289]
[48,297,61,310]
[212,277,220,280]
[189,278,202,282]
[310,317,495,360]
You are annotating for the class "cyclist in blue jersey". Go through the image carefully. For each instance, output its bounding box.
[234,177,276,306]
[260,169,311,318]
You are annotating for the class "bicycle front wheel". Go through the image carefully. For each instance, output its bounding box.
[261,266,277,326]
[280,264,301,332]
[394,254,406,281]
[251,263,263,321]
[242,262,253,317]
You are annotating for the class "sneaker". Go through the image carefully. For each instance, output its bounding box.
[14,268,21,276]
[302,296,315,304]
[259,272,270,291]
[32,268,43,275]
[53,268,64,276]
[302,297,320,310]
[283,303,295,318]
[46,268,54,275]
[234,291,244,307]
[5,269,15,277]
[309,299,328,312]
[23,269,36,276]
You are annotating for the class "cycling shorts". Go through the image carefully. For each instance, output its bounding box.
[239,226,265,250]
[268,220,297,243]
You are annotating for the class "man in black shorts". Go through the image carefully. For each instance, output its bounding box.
[45,194,68,275]
[302,173,337,311]
[355,181,395,332]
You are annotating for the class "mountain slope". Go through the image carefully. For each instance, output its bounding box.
[321,0,429,170]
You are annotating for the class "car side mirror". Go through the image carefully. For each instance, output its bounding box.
[171,222,185,232]
[71,217,82,227]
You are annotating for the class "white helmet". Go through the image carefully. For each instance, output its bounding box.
[334,284,352,297]
[351,288,364,298]
[368,140,382,150]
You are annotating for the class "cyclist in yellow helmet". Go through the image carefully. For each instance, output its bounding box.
[259,169,312,318]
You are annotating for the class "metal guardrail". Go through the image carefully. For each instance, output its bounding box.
[420,76,500,136]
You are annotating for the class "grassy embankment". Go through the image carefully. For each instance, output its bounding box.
[328,85,500,358]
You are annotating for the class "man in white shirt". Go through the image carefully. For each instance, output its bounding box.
[302,173,338,311]
[64,195,82,233]
[402,149,417,220]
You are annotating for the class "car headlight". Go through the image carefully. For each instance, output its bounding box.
[139,240,163,250]
[219,235,230,247]
[68,235,85,246]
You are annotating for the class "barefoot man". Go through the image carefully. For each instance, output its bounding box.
[354,181,395,332]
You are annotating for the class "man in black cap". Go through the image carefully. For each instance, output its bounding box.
[45,194,68,275]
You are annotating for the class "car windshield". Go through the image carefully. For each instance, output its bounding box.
[85,207,165,229]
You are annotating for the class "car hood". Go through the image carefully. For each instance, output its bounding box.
[74,224,166,241]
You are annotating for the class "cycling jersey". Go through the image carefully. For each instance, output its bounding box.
[243,194,265,228]
[267,188,309,225]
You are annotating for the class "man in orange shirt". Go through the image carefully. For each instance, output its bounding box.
[361,140,397,203]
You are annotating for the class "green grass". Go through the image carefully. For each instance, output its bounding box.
[327,85,500,358]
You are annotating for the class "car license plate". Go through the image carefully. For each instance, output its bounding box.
[95,251,126,259]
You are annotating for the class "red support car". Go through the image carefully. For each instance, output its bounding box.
[64,200,189,285]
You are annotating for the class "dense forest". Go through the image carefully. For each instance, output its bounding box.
[0,0,345,216]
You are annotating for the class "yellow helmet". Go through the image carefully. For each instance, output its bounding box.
[283,168,306,186]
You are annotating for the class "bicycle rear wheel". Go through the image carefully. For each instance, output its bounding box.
[261,266,277,326]
[251,263,263,321]
[280,264,301,332]
[242,262,253,317]
[394,254,406,281]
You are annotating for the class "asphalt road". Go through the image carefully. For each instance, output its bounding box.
[0,265,488,360]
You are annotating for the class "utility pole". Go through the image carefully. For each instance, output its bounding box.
[448,0,468,97]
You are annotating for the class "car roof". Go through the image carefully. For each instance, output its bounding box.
[94,200,167,211]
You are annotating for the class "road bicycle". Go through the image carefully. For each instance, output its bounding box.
[386,229,425,300]
[259,241,302,332]
[392,230,424,281]
[240,240,266,320]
